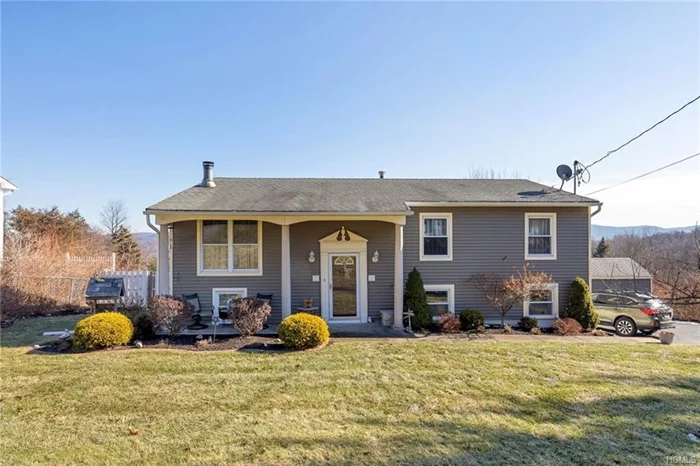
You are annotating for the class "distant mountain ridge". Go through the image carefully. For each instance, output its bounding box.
[133,232,157,256]
[592,224,696,239]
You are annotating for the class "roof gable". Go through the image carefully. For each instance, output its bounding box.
[591,258,652,280]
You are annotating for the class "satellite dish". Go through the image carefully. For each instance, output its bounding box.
[556,164,573,181]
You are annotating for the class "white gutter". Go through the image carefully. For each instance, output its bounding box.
[405,201,602,208]
[145,214,160,234]
[591,205,603,217]
[143,209,414,216]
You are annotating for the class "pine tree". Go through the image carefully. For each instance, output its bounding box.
[564,277,599,329]
[593,237,611,258]
[113,225,142,270]
[404,267,431,330]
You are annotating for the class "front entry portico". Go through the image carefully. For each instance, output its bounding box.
[319,229,368,324]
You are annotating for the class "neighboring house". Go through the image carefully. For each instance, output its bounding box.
[0,176,18,262]
[144,162,602,328]
[591,257,653,294]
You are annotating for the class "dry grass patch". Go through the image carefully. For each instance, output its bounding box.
[1,339,699,465]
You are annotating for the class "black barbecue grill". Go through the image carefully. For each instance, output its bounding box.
[85,277,125,312]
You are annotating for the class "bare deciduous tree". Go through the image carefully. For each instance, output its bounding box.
[607,226,700,316]
[468,264,553,326]
[465,166,524,179]
[100,200,128,238]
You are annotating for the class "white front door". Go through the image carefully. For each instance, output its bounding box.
[329,254,360,320]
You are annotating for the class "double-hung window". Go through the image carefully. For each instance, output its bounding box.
[198,220,262,275]
[523,283,559,318]
[424,284,455,322]
[420,213,452,260]
[525,213,556,260]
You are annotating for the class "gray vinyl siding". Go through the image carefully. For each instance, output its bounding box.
[404,207,590,324]
[290,221,395,321]
[592,278,652,294]
[171,221,283,322]
[171,206,590,327]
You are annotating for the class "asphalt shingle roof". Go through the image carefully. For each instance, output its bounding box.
[591,258,652,280]
[146,178,600,213]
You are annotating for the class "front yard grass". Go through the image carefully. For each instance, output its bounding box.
[1,334,699,465]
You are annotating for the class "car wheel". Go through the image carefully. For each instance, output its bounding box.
[614,317,637,337]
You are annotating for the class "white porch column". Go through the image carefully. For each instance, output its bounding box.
[157,224,171,295]
[393,224,404,329]
[281,224,292,318]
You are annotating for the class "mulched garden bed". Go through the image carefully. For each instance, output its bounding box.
[415,326,614,338]
[142,335,291,352]
[30,335,301,354]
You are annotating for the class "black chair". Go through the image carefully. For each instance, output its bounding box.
[256,293,274,306]
[183,293,208,330]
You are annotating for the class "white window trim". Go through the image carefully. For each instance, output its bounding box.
[419,213,453,261]
[523,283,559,319]
[424,284,455,320]
[525,213,557,260]
[197,220,263,276]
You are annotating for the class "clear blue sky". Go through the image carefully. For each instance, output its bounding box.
[2,2,698,232]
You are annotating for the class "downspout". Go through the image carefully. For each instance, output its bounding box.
[146,213,160,234]
[146,213,166,295]
[588,204,602,292]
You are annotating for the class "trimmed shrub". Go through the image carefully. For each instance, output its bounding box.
[404,267,431,331]
[278,313,330,349]
[147,295,193,337]
[121,310,156,340]
[459,309,484,331]
[119,296,155,340]
[477,325,486,334]
[73,312,134,350]
[229,298,271,336]
[530,326,541,335]
[518,316,539,331]
[565,277,600,330]
[503,324,514,334]
[436,314,461,333]
[552,318,583,336]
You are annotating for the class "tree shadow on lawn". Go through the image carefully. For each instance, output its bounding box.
[0,314,84,348]
[262,375,700,466]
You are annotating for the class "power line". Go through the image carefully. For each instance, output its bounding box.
[584,95,700,170]
[585,152,700,196]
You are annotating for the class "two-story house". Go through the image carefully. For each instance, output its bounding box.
[145,162,601,329]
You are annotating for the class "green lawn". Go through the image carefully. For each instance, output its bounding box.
[1,325,699,465]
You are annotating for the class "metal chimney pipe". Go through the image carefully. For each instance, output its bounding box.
[201,161,216,188]
[378,171,385,179]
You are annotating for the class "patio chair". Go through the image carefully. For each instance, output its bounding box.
[256,293,274,306]
[183,293,208,330]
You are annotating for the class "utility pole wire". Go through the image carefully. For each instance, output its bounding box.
[585,152,700,196]
[584,95,700,170]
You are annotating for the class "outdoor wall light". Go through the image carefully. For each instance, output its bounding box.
[308,251,315,263]
[372,250,379,263]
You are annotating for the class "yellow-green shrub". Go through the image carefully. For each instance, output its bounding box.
[73,312,134,350]
[278,313,329,349]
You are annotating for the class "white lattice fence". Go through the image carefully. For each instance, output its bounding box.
[66,252,116,271]
[102,270,153,303]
